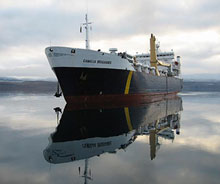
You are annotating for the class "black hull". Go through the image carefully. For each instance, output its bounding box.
[53,67,183,103]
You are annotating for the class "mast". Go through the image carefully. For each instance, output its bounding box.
[85,14,89,49]
[81,14,92,49]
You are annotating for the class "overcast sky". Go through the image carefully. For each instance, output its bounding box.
[0,0,220,79]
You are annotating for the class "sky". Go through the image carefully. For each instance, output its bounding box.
[0,0,220,80]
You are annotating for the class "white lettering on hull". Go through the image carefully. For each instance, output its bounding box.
[83,59,112,65]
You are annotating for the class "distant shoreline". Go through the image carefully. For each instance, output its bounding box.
[0,81,57,94]
[183,81,220,92]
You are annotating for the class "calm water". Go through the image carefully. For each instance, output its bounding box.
[0,92,220,184]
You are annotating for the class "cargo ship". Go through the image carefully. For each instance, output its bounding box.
[45,14,183,104]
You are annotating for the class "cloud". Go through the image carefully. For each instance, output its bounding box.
[0,0,220,78]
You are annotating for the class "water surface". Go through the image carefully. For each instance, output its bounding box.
[0,92,219,184]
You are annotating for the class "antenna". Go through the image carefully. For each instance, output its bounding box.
[80,14,92,49]
[86,0,88,15]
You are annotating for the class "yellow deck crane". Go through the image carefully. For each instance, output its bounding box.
[150,34,171,76]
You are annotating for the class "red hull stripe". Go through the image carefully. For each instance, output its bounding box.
[65,92,179,110]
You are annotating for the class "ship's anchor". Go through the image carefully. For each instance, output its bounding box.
[54,82,62,97]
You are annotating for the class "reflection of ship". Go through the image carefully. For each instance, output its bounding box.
[44,97,182,183]
[45,14,182,104]
[44,96,182,164]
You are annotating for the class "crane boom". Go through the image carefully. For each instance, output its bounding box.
[150,34,171,76]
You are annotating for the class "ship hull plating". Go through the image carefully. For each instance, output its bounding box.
[53,67,183,104]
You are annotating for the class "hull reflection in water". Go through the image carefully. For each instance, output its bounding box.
[43,96,183,164]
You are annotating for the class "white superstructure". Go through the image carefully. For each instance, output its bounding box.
[135,43,181,76]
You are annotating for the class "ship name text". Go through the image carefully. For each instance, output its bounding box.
[83,59,112,65]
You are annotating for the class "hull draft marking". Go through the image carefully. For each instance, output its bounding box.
[124,71,133,94]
